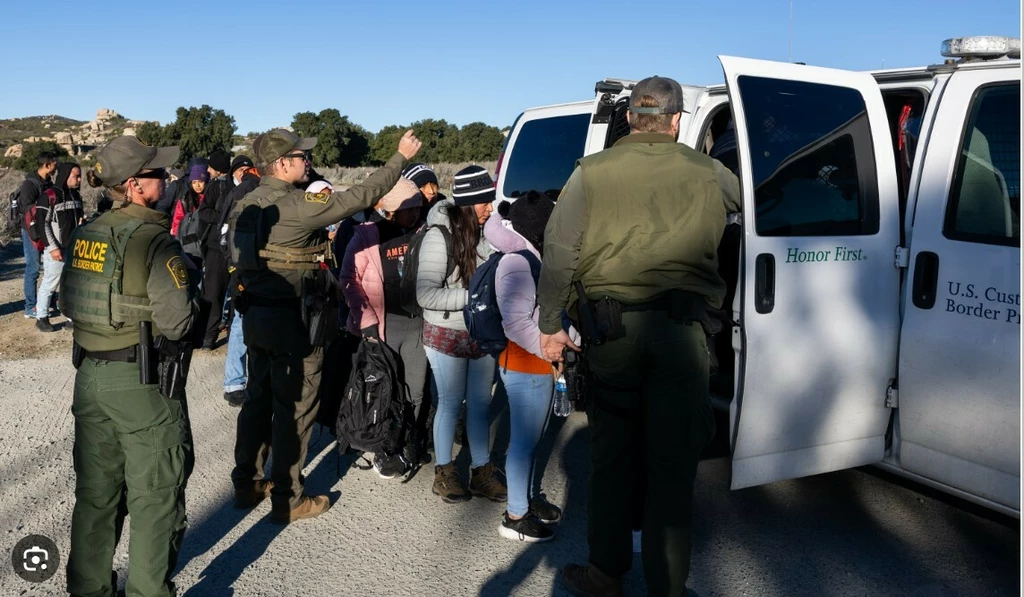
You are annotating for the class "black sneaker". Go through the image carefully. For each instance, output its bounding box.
[35,318,56,333]
[529,496,563,524]
[374,453,409,479]
[224,390,247,407]
[499,512,554,543]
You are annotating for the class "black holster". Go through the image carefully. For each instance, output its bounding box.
[72,342,85,369]
[302,269,340,347]
[573,281,607,346]
[153,336,193,400]
[562,347,590,412]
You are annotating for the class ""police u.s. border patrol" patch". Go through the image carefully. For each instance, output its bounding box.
[166,256,188,289]
[304,192,329,204]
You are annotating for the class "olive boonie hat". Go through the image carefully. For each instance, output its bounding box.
[94,136,180,186]
[629,76,686,115]
[253,128,317,166]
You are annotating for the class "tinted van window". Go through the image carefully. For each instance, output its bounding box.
[502,113,590,200]
[738,76,880,236]
[943,83,1021,247]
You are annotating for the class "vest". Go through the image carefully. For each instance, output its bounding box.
[61,211,162,350]
[575,137,729,308]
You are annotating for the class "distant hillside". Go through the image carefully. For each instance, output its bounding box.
[0,109,153,162]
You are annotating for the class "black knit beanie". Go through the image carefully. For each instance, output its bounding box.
[503,190,554,252]
[208,150,231,175]
[402,162,439,189]
[452,165,495,206]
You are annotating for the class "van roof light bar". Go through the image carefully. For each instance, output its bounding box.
[941,36,1021,60]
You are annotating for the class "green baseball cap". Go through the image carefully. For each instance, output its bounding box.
[253,128,317,166]
[94,136,180,186]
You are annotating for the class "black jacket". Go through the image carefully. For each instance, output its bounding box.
[156,177,186,215]
[218,172,261,264]
[41,163,83,250]
[200,176,233,252]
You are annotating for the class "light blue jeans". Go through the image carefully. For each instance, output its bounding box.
[426,346,495,468]
[223,309,246,392]
[36,249,64,319]
[22,229,41,314]
[500,369,554,517]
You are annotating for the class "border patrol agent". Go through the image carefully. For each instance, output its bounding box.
[537,77,741,597]
[62,136,200,597]
[229,128,421,523]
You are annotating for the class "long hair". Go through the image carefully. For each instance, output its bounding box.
[446,204,482,287]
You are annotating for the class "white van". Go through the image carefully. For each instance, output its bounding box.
[496,37,1021,518]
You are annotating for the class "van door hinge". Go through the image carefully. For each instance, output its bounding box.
[885,384,899,408]
[894,246,910,269]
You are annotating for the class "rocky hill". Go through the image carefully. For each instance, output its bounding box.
[0,109,153,161]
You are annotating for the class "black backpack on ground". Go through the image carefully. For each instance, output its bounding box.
[335,338,408,454]
[399,224,453,317]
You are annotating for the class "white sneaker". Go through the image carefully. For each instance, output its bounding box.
[632,530,642,553]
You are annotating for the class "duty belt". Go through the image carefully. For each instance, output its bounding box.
[80,344,137,363]
[245,294,302,309]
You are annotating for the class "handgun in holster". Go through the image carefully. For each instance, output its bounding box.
[562,346,590,412]
[72,343,85,369]
[153,335,192,401]
[573,281,605,346]
[302,270,340,347]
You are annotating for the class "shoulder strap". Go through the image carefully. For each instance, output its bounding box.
[511,250,542,282]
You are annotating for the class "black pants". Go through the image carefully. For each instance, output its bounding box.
[585,310,715,597]
[201,248,229,342]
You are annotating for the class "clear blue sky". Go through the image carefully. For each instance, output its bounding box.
[1,0,1019,135]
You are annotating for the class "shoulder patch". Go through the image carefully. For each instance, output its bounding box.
[304,191,329,204]
[166,256,188,289]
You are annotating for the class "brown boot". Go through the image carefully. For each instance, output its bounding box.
[469,462,507,503]
[561,564,623,597]
[270,494,330,524]
[233,479,274,509]
[432,463,471,503]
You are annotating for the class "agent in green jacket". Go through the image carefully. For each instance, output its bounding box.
[61,136,200,597]
[228,128,421,524]
[538,76,740,597]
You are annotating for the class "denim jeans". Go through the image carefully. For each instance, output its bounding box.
[36,250,64,319]
[22,229,41,314]
[223,310,246,392]
[425,346,495,468]
[500,369,554,517]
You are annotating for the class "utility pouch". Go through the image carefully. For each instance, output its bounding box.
[138,321,157,385]
[302,270,340,347]
[666,290,724,336]
[594,296,626,341]
[72,342,85,369]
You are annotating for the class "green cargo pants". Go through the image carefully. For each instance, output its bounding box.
[233,305,324,512]
[67,358,194,597]
[584,311,715,597]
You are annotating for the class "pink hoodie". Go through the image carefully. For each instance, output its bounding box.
[340,223,388,341]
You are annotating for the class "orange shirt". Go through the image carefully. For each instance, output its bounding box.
[499,340,551,375]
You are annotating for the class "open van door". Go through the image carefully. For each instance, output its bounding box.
[720,57,902,489]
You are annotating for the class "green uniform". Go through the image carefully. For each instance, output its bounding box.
[61,202,199,597]
[537,133,740,596]
[230,152,407,513]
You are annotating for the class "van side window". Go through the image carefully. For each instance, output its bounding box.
[502,114,590,201]
[943,83,1021,247]
[737,76,880,236]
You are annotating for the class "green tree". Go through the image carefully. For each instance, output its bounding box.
[409,119,460,163]
[13,141,71,172]
[136,105,236,166]
[290,109,372,168]
[368,124,407,165]
[455,122,504,161]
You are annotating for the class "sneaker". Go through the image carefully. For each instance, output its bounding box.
[373,453,409,479]
[23,308,36,319]
[432,462,471,503]
[500,512,554,543]
[469,463,507,503]
[233,479,274,509]
[270,494,330,524]
[561,563,623,597]
[529,496,563,524]
[224,390,247,407]
[632,530,642,554]
[35,317,55,333]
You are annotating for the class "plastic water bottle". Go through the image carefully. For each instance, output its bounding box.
[553,374,571,417]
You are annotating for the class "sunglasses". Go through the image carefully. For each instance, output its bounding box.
[282,152,310,161]
[132,168,166,179]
